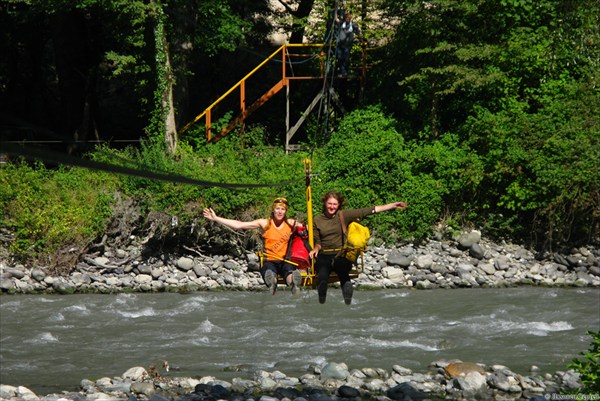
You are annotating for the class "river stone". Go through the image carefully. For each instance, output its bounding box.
[382,266,404,282]
[387,253,412,268]
[416,254,433,269]
[94,256,110,267]
[514,247,532,260]
[130,382,155,397]
[487,372,513,392]
[52,279,76,294]
[5,267,26,279]
[134,274,152,284]
[258,377,277,391]
[195,383,230,399]
[274,387,301,399]
[469,243,485,259]
[0,275,16,292]
[102,381,132,394]
[392,365,412,375]
[388,382,428,401]
[453,371,487,397]
[457,231,481,249]
[192,264,210,277]
[479,262,496,275]
[362,367,380,378]
[122,367,147,381]
[553,254,570,267]
[428,262,448,275]
[150,268,163,280]
[338,384,360,397]
[30,268,46,282]
[176,257,194,271]
[137,264,152,275]
[258,396,279,401]
[148,394,171,401]
[494,256,510,270]
[71,273,92,286]
[321,362,349,380]
[223,260,239,270]
[84,391,118,401]
[416,279,434,289]
[444,362,486,378]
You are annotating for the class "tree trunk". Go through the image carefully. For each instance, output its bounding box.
[152,1,177,154]
[289,0,316,44]
[162,34,177,154]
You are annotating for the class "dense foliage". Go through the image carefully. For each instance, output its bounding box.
[0,161,117,268]
[1,0,598,266]
[369,0,599,247]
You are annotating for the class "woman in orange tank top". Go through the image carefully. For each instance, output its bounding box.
[203,198,303,296]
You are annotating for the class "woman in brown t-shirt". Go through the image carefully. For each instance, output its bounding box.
[309,191,406,305]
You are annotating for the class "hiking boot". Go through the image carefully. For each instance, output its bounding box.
[318,281,328,304]
[342,282,354,305]
[265,270,277,295]
[291,270,302,296]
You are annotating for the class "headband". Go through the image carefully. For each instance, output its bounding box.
[272,197,289,210]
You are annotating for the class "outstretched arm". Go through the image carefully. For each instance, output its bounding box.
[374,201,407,213]
[203,208,266,230]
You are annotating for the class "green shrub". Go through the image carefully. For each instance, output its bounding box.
[567,331,600,393]
[0,161,117,265]
[312,105,440,242]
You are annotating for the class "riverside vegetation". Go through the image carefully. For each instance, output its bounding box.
[1,133,600,399]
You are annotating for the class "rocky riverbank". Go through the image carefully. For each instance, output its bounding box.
[1,230,599,294]
[0,359,587,401]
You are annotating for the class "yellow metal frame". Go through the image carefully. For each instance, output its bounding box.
[256,159,364,288]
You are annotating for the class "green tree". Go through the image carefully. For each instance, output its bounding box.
[367,0,599,247]
[0,0,257,153]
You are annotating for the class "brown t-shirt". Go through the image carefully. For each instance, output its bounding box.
[313,207,374,253]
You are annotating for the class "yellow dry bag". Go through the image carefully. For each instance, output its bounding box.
[338,212,370,264]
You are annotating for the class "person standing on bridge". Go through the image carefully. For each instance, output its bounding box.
[335,12,361,78]
[203,198,303,296]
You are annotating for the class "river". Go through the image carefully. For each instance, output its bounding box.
[1,287,599,395]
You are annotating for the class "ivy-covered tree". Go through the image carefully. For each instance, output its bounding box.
[0,0,260,154]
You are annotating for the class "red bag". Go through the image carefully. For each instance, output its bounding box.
[286,226,312,270]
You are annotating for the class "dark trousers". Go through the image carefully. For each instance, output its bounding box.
[315,253,353,286]
[336,47,350,76]
[261,260,295,286]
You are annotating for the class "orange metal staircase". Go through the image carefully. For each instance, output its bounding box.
[179,43,367,152]
[178,44,328,152]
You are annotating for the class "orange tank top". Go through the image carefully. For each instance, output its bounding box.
[262,220,293,260]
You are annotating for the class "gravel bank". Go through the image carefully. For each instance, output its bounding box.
[1,231,599,294]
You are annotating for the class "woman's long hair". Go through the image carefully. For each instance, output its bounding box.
[320,191,346,214]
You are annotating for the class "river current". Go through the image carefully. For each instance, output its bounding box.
[1,287,599,395]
